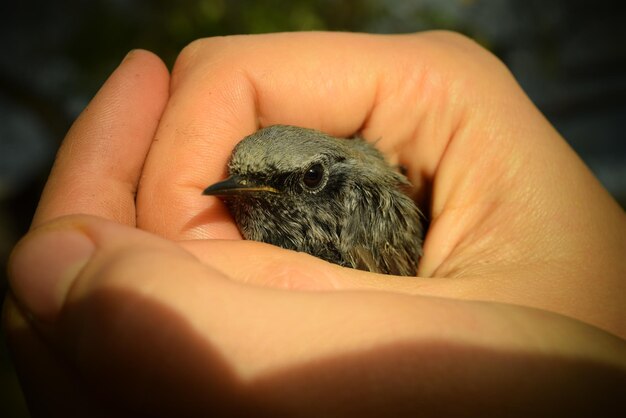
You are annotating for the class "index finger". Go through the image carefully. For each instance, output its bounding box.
[137,32,458,240]
[32,50,170,228]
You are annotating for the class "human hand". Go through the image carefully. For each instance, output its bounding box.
[5,33,626,417]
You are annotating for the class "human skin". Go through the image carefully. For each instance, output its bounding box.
[4,32,626,416]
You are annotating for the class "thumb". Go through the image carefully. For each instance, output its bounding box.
[7,215,256,416]
[7,215,626,417]
[8,215,201,323]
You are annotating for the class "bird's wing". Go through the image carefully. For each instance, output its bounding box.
[347,244,417,276]
[350,246,383,274]
[378,243,418,276]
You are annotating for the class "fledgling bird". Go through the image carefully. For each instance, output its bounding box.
[203,125,423,276]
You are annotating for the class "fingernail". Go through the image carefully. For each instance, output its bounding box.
[121,49,139,63]
[8,228,95,322]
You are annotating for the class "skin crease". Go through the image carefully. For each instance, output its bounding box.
[4,32,626,417]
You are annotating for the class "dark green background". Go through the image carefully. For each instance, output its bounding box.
[1,1,625,416]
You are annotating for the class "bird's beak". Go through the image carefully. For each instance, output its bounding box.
[202,175,279,197]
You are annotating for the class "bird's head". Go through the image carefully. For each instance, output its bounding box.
[203,125,418,267]
[204,125,354,201]
[204,125,376,235]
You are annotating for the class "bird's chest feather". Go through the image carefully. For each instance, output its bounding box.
[228,196,346,265]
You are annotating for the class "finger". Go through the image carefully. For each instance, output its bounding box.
[180,239,433,293]
[33,50,169,228]
[136,32,462,240]
[183,236,625,339]
[8,215,626,416]
[180,238,625,338]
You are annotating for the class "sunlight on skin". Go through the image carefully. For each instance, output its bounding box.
[134,32,624,336]
[5,34,626,416]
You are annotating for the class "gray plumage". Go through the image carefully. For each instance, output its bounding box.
[203,125,423,276]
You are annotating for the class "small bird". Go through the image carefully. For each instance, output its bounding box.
[203,125,423,276]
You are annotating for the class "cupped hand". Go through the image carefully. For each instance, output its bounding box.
[5,33,626,417]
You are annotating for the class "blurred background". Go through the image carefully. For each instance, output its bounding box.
[1,0,624,415]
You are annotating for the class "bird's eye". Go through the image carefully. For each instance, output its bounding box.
[302,163,324,189]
